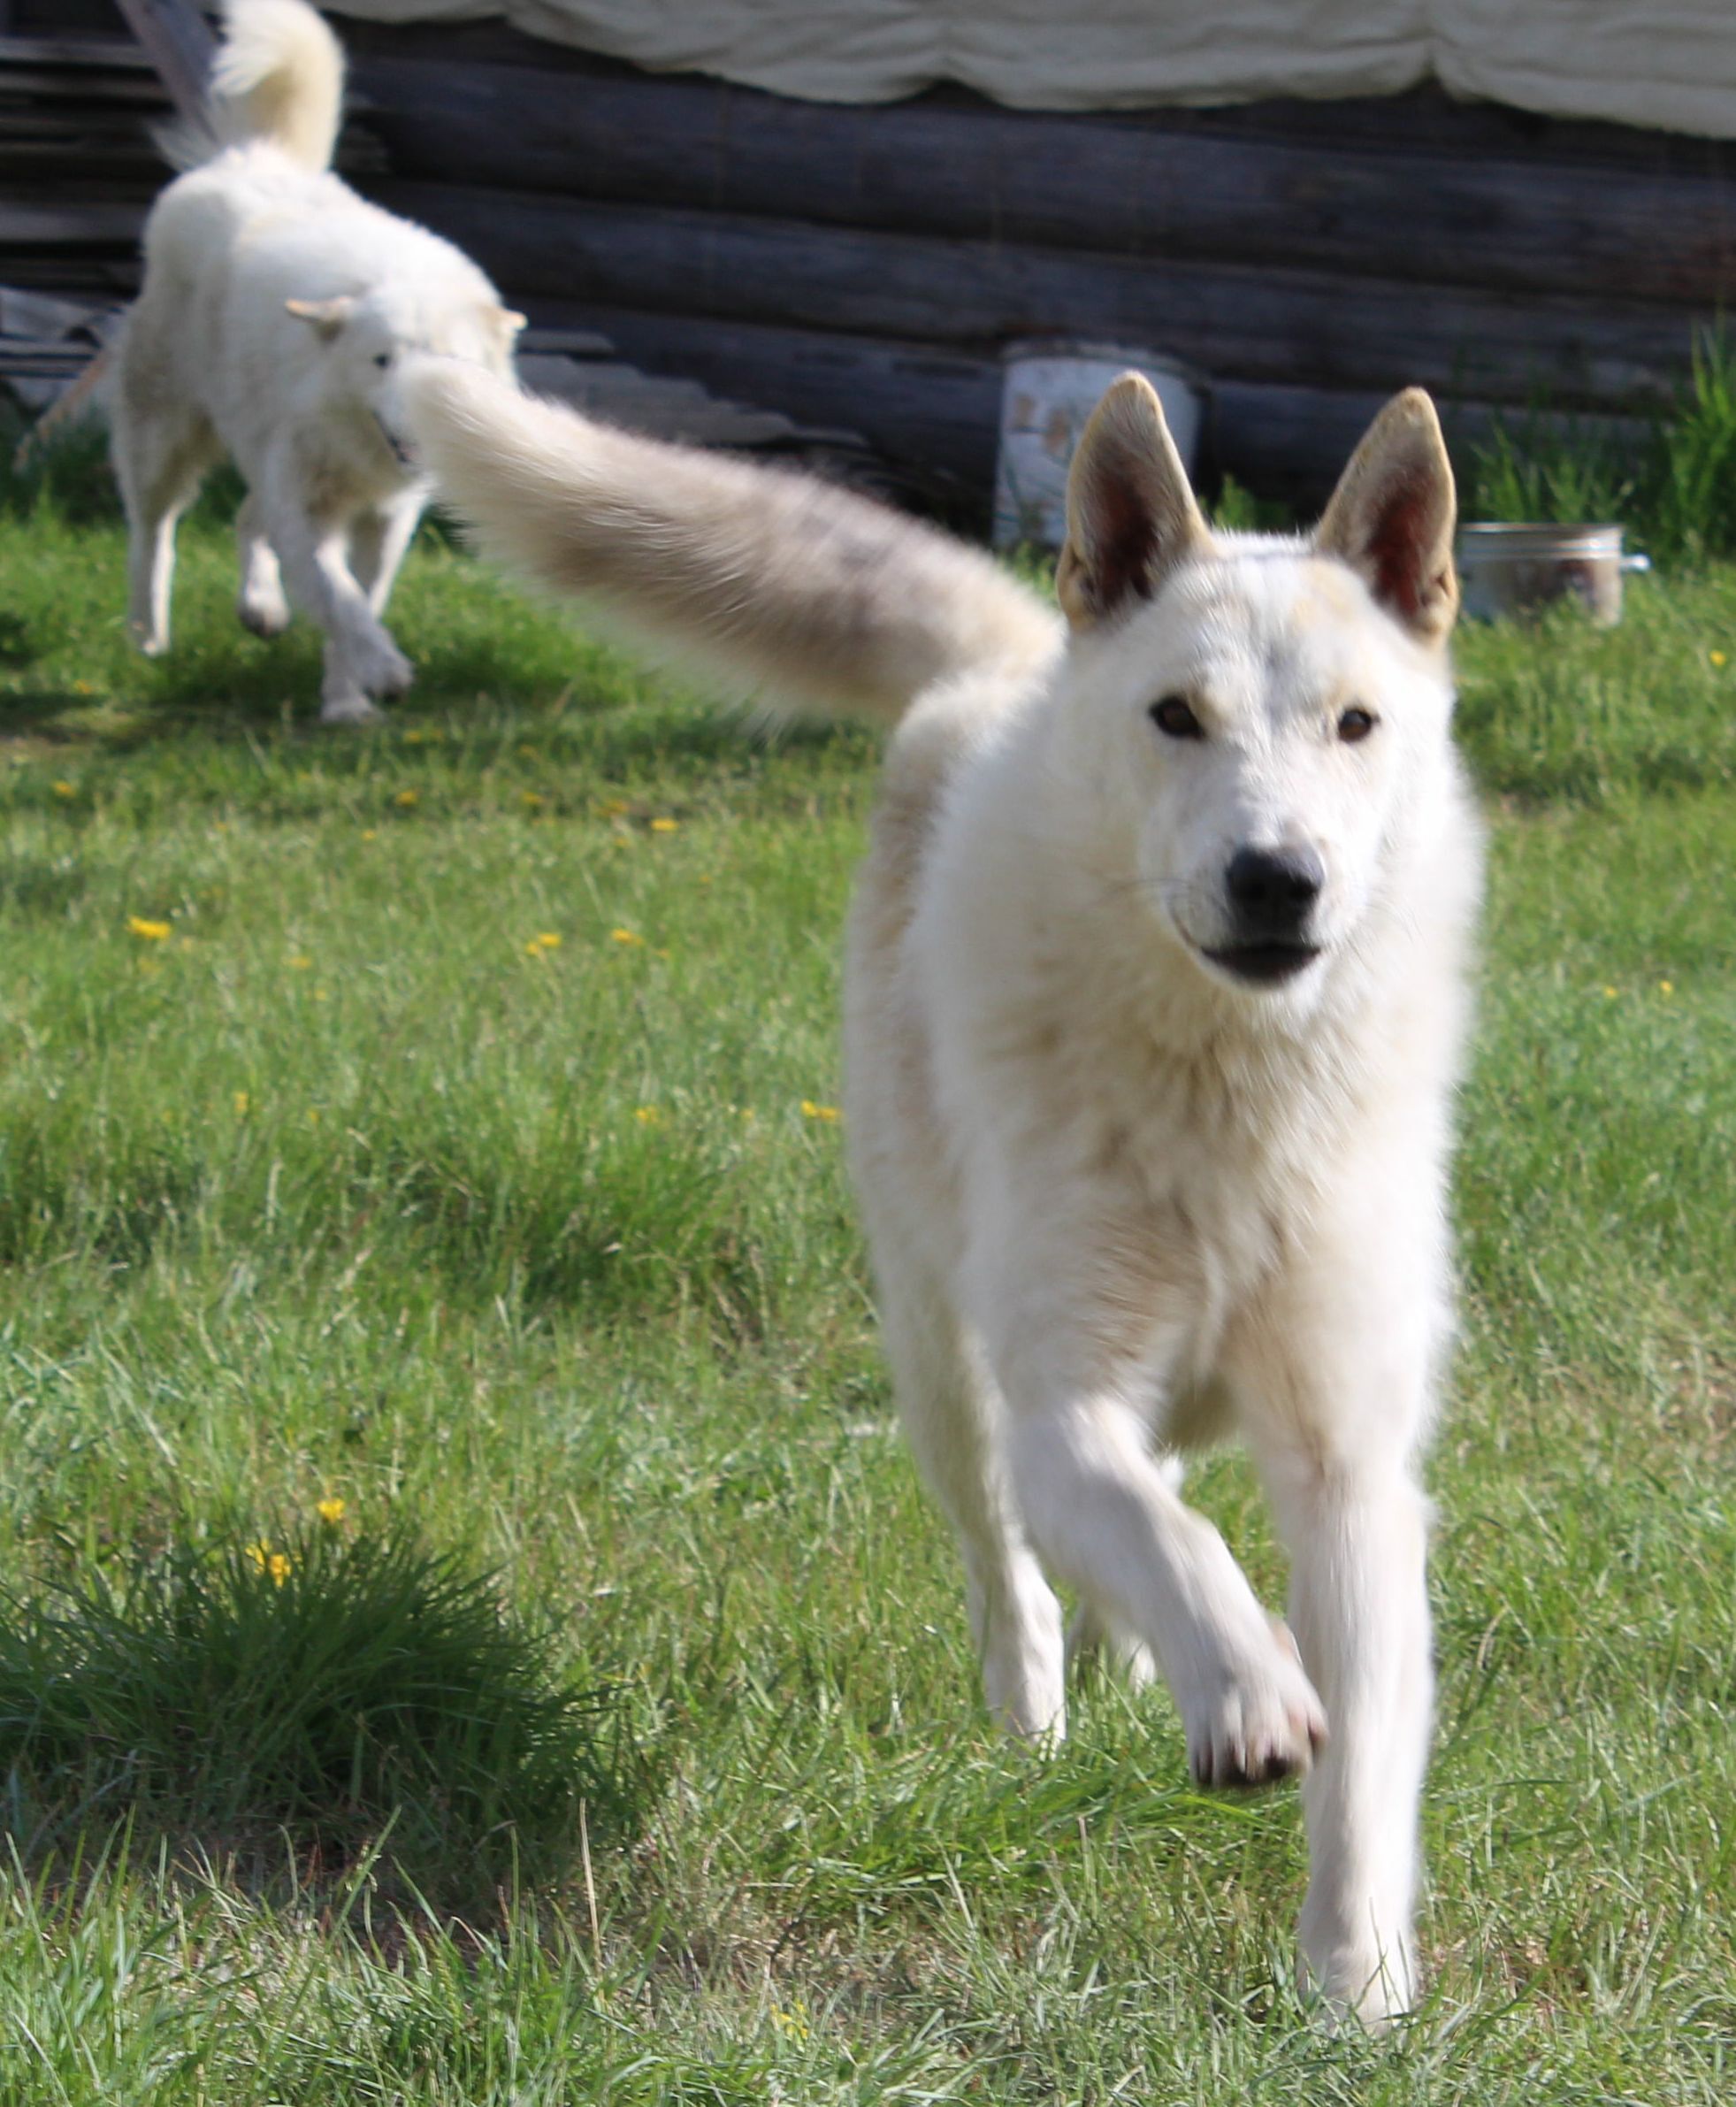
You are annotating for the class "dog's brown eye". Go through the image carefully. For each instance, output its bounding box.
[1337,706,1376,744]
[1151,696,1203,740]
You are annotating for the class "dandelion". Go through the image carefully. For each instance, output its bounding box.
[288,954,312,971]
[244,1540,291,1582]
[51,779,74,799]
[610,927,645,947]
[770,2009,810,2043]
[1712,649,1727,667]
[127,915,171,941]
[361,827,378,840]
[634,1105,662,1126]
[317,1497,346,1527]
[1658,978,1675,996]
[233,1090,250,1115]
[394,788,418,808]
[308,1107,322,1125]
[650,816,678,833]
[1602,985,1618,1000]
[801,1100,841,1122]
[313,986,329,1002]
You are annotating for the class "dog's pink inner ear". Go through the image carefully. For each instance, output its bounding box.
[1317,389,1458,645]
[1059,374,1207,630]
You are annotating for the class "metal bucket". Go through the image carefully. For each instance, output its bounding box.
[1457,522,1651,627]
[991,339,1206,551]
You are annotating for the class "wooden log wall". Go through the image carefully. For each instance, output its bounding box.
[5,5,1735,511]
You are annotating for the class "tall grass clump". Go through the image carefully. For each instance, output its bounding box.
[1468,323,1736,563]
[0,1523,651,1903]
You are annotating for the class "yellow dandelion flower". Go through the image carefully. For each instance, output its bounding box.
[268,1552,292,1587]
[801,1100,841,1122]
[51,779,75,798]
[245,1540,272,1574]
[361,826,378,840]
[308,1107,322,1125]
[127,915,171,941]
[394,788,418,808]
[1658,978,1674,996]
[650,816,678,833]
[317,1497,346,1527]
[1602,985,1617,1000]
[288,954,312,970]
[610,927,645,947]
[233,1090,250,1115]
[634,1105,662,1126]
[313,986,329,1002]
[535,931,561,949]
[770,2009,809,2042]
[1711,649,1727,667]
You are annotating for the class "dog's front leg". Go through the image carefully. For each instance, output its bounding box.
[970,1243,1325,1785]
[260,481,413,722]
[1229,1224,1445,2027]
[348,489,426,619]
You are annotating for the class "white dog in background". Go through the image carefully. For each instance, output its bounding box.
[400,353,1482,2026]
[111,0,523,722]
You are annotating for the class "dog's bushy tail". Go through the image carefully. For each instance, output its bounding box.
[399,358,1059,728]
[164,0,345,174]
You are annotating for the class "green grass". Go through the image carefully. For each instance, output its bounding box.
[0,459,1732,2101]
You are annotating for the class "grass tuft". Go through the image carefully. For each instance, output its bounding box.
[0,1523,652,1903]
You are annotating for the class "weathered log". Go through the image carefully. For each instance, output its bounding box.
[368,180,1706,413]
[349,49,1736,307]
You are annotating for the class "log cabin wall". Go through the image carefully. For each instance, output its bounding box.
[5,3,1735,515]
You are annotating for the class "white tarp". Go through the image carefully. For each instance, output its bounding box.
[326,3,1736,139]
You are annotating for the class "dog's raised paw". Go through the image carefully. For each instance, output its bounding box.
[1184,1620,1326,1789]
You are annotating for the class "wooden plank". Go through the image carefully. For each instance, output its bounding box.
[371,181,1706,413]
[347,48,1736,305]
[526,301,1646,510]
[0,199,146,242]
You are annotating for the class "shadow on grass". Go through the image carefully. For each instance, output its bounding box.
[0,1524,661,1923]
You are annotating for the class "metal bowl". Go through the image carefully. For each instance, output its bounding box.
[1457,523,1650,627]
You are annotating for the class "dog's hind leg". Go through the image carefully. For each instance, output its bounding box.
[348,491,424,618]
[111,382,217,657]
[235,493,290,637]
[879,1260,1066,1740]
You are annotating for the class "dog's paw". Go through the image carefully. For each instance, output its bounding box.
[238,593,289,639]
[319,689,385,727]
[352,629,413,696]
[1183,1618,1326,1789]
[1298,1924,1417,2033]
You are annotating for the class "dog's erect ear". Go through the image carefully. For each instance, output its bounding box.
[493,305,528,337]
[284,295,356,341]
[1315,388,1458,647]
[1057,373,1210,631]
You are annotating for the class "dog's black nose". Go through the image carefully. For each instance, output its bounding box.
[1225,845,1325,933]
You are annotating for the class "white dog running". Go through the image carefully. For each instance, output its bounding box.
[399,355,1483,2026]
[111,0,523,722]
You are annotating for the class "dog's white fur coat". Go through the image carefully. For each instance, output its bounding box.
[399,356,1482,2026]
[111,0,522,722]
